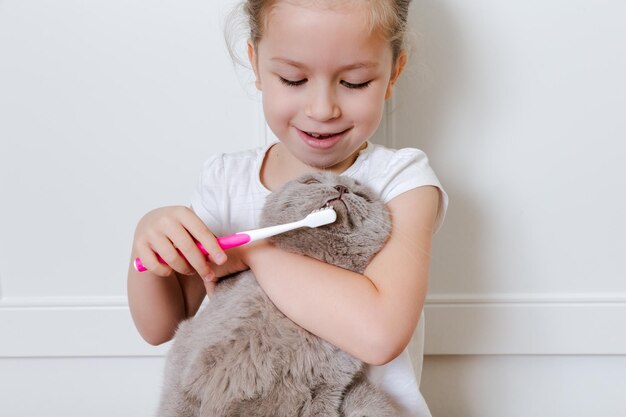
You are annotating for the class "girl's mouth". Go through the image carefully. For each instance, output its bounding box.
[297,128,351,149]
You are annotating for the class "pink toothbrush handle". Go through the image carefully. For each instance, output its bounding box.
[216,233,252,249]
[134,233,251,272]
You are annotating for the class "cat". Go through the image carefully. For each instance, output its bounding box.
[157,172,397,417]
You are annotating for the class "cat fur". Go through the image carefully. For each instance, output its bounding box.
[157,172,397,417]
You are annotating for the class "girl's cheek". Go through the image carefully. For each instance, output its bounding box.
[274,87,301,111]
[265,96,293,120]
[262,92,296,131]
[347,94,385,121]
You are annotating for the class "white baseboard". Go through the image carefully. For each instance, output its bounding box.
[0,296,169,358]
[424,293,626,355]
[1,294,625,357]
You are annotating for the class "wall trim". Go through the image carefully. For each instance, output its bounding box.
[423,293,626,355]
[426,292,626,305]
[0,296,128,308]
[2,294,625,358]
[0,296,170,358]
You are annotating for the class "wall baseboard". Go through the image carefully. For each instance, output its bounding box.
[1,294,625,357]
[0,296,169,358]
[424,293,626,355]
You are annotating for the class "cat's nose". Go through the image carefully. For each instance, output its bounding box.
[334,185,349,196]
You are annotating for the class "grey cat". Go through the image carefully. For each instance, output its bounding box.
[157,172,397,417]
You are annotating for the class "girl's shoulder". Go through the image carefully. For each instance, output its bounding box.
[360,142,432,170]
[352,142,448,231]
[353,143,443,196]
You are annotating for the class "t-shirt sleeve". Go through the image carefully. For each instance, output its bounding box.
[379,148,449,233]
[189,154,227,237]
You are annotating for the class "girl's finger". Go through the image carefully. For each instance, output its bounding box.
[150,234,195,276]
[202,277,218,298]
[135,241,174,277]
[180,210,228,265]
[169,226,214,280]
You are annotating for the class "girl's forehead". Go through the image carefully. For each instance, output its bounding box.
[259,5,393,70]
[276,0,360,11]
[258,4,392,67]
[266,0,372,33]
[262,2,386,47]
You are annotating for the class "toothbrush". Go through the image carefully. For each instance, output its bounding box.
[134,206,337,272]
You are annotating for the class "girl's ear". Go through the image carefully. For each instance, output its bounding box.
[247,40,262,91]
[385,52,407,100]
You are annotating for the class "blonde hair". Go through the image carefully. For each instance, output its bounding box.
[227,0,412,65]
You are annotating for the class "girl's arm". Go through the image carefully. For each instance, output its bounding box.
[244,186,440,365]
[127,264,199,346]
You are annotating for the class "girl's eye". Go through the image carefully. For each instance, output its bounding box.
[341,80,372,89]
[279,77,307,87]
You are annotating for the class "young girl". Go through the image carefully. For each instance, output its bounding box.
[128,0,447,415]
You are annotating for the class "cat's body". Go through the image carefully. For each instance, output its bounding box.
[157,172,397,417]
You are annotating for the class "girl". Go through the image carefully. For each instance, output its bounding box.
[128,0,447,415]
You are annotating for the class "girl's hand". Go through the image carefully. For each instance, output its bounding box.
[128,206,251,344]
[132,206,227,281]
[202,245,250,296]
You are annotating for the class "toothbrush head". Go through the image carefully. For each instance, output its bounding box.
[303,206,337,228]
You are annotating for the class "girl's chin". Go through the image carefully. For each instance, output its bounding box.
[299,153,356,173]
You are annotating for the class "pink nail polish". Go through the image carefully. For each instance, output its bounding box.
[134,258,147,272]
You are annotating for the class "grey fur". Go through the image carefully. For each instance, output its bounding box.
[157,172,397,417]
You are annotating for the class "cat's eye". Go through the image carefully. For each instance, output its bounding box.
[303,178,320,184]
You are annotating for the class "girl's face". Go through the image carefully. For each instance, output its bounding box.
[249,1,404,173]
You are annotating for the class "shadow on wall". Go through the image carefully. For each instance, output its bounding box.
[393,1,487,416]
[394,1,492,296]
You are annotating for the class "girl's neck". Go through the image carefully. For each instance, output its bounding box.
[260,142,365,192]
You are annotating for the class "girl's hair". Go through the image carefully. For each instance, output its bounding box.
[227,0,412,65]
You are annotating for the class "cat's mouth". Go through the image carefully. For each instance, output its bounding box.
[323,198,352,227]
[322,196,346,209]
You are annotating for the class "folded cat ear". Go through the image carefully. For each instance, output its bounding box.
[290,173,316,185]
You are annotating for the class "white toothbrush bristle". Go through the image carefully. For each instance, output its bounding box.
[305,207,337,227]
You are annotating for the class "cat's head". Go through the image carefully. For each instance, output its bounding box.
[260,172,391,273]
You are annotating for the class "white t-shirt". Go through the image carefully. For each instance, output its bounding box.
[191,141,448,417]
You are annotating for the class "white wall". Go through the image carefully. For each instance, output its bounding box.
[402,1,626,415]
[1,1,625,416]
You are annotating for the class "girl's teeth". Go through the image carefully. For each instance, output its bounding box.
[309,132,333,139]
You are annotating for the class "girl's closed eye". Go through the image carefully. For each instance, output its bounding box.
[279,76,372,90]
[340,80,372,90]
[279,76,307,87]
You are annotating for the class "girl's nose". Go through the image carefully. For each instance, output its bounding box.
[305,87,341,121]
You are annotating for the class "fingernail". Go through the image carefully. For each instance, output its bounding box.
[214,253,227,264]
[202,272,215,283]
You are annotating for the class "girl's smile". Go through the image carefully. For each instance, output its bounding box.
[296,127,352,149]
